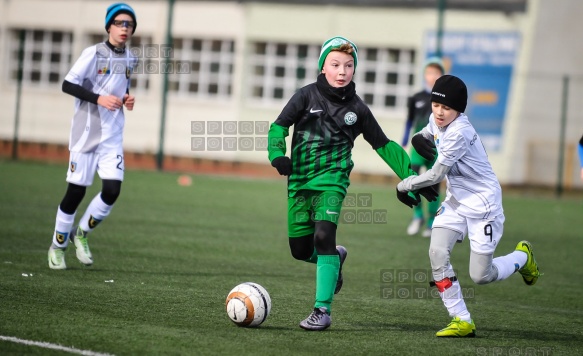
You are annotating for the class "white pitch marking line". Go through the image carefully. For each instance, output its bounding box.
[0,335,115,356]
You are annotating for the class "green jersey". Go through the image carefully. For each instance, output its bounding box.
[269,75,416,198]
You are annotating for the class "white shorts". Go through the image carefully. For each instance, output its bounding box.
[432,201,505,255]
[66,150,124,186]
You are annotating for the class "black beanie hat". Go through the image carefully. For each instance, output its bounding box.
[431,75,468,113]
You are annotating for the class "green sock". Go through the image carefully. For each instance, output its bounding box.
[428,198,440,227]
[314,254,340,313]
[304,248,318,264]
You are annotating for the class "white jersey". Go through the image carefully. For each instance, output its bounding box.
[426,113,503,219]
[64,43,137,153]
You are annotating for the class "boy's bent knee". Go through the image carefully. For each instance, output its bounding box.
[428,227,461,277]
[101,179,122,205]
[289,235,314,260]
[429,245,450,273]
[469,252,497,284]
[313,221,337,254]
[60,183,87,214]
[469,272,496,285]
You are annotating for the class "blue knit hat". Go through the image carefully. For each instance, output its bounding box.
[318,36,358,71]
[105,3,137,34]
[424,56,445,74]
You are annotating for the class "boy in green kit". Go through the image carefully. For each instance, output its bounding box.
[268,36,438,330]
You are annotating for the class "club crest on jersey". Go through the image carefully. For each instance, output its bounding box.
[98,66,110,75]
[70,161,77,172]
[434,133,440,146]
[344,112,357,125]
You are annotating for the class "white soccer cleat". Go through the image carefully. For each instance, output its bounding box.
[48,247,67,270]
[73,227,93,266]
[422,228,432,238]
[407,218,424,235]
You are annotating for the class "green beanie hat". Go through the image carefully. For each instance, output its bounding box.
[318,36,358,71]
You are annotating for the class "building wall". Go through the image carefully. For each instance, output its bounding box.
[1,0,581,187]
[512,0,583,188]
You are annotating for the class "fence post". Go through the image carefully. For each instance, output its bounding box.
[556,75,569,197]
[157,0,175,171]
[435,0,446,58]
[12,29,25,160]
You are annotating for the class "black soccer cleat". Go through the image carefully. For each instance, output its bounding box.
[335,245,348,294]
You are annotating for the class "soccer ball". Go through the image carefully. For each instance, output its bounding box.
[225,282,271,327]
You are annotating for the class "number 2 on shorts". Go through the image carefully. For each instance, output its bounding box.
[116,155,124,171]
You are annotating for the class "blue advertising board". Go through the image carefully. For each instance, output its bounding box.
[425,31,520,151]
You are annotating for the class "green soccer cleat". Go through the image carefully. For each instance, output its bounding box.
[436,317,476,337]
[515,240,540,286]
[73,226,93,266]
[48,247,66,270]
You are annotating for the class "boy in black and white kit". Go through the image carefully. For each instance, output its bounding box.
[48,3,138,269]
[397,75,541,337]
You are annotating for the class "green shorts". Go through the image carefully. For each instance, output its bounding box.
[287,190,344,238]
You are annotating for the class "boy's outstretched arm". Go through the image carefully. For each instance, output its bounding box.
[268,123,291,176]
[375,140,416,180]
[376,141,439,203]
[397,162,450,192]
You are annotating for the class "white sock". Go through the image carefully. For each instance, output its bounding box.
[440,280,472,322]
[492,251,528,281]
[79,194,113,233]
[52,207,76,248]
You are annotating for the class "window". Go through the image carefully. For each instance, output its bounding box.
[248,41,320,105]
[354,46,416,111]
[9,29,73,86]
[168,37,235,99]
[248,41,416,111]
[86,33,152,92]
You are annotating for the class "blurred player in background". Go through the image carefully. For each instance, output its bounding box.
[268,36,438,331]
[397,75,541,337]
[401,57,445,238]
[48,3,138,269]
[578,134,583,180]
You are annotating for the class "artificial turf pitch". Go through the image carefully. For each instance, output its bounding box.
[1,160,582,355]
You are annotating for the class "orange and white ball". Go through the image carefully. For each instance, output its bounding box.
[225,282,271,327]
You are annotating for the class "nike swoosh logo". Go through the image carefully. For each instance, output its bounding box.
[326,209,338,215]
[310,108,323,113]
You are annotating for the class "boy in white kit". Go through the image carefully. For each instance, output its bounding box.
[48,3,138,269]
[397,75,541,337]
